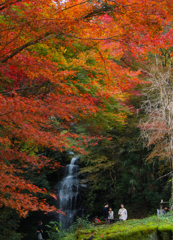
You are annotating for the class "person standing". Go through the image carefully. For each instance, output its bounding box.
[37,221,43,240]
[108,207,114,220]
[103,203,109,222]
[118,204,127,221]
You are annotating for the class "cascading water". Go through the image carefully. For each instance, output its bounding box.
[54,156,80,229]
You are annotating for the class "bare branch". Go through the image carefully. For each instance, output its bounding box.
[157,171,173,180]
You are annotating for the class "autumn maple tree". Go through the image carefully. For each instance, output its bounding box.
[0,0,173,217]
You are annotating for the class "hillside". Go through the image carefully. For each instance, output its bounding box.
[63,214,173,240]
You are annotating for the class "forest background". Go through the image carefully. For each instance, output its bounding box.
[0,0,173,239]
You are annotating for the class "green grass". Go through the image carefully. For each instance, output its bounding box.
[62,214,173,240]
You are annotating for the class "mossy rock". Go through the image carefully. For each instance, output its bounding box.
[147,231,160,240]
[77,234,89,240]
[78,225,158,240]
[102,225,158,240]
[158,225,173,232]
[158,225,173,240]
[68,215,173,240]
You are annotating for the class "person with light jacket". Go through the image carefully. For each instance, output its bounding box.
[118,204,127,221]
[108,207,114,220]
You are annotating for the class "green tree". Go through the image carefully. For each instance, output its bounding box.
[79,94,171,218]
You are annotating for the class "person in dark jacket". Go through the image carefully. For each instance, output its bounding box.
[103,203,109,222]
[37,221,43,240]
[163,207,169,214]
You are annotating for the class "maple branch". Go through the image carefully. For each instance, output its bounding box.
[53,27,120,42]
[0,3,121,64]
[68,34,120,41]
[26,144,37,155]
[0,80,54,98]
[0,110,15,117]
[82,0,132,19]
[0,21,27,58]
[0,32,52,63]
[121,57,137,71]
[62,0,89,12]
[0,0,22,11]
[83,4,113,19]
[109,0,132,7]
[91,41,110,81]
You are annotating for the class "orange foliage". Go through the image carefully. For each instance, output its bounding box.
[0,0,172,216]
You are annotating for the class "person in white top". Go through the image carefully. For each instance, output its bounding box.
[118,204,127,220]
[108,207,114,220]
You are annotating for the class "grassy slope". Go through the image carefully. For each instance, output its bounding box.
[62,214,173,240]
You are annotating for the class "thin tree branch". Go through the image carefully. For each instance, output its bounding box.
[0,32,52,63]
[157,171,173,180]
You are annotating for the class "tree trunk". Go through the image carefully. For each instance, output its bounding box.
[109,170,120,206]
[170,161,173,211]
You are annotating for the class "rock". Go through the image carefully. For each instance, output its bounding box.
[72,185,78,192]
[147,231,160,240]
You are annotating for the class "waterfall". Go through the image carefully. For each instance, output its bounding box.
[54,156,80,229]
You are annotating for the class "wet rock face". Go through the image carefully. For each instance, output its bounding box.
[72,185,78,192]
[80,184,87,188]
